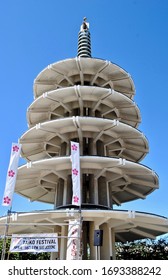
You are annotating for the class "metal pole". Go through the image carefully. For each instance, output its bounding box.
[76,152,83,260]
[78,210,83,259]
[1,207,12,260]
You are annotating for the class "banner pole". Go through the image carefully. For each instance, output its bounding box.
[78,167,83,259]
[79,210,83,259]
[1,207,12,260]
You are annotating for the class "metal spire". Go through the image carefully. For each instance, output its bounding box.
[77,17,91,57]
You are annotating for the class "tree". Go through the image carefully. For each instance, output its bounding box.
[116,238,168,260]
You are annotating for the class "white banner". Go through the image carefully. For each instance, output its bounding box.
[71,141,81,206]
[66,220,81,260]
[10,233,58,252]
[2,143,22,206]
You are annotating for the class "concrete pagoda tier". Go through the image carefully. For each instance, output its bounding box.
[1,209,168,260]
[0,19,167,260]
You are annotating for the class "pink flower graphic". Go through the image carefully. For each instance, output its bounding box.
[72,168,78,176]
[72,228,78,235]
[73,195,79,203]
[71,248,77,256]
[8,170,15,177]
[13,145,19,152]
[71,144,78,151]
[3,196,11,205]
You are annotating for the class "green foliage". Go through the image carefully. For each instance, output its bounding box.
[0,239,19,260]
[0,238,50,260]
[1,237,168,260]
[116,238,168,260]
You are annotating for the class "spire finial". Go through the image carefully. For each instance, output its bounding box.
[77,17,91,58]
[80,17,89,32]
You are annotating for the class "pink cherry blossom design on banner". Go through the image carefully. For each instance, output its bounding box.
[71,144,78,151]
[8,170,15,177]
[13,145,19,152]
[72,168,78,176]
[72,228,78,235]
[3,196,11,205]
[73,196,79,203]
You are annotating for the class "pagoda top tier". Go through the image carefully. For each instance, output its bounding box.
[34,57,135,99]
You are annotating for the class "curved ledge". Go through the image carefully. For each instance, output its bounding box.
[0,209,167,242]
[27,86,141,128]
[33,57,135,99]
[15,156,159,205]
[20,116,148,162]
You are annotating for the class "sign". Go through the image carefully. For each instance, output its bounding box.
[2,143,22,206]
[10,233,58,253]
[71,141,81,206]
[66,219,81,260]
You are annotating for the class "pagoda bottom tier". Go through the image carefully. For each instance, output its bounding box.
[0,209,167,260]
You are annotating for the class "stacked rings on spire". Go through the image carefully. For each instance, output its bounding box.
[78,30,91,57]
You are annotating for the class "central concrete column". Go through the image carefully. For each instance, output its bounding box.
[89,174,94,203]
[89,221,97,260]
[82,221,88,259]
[98,176,108,206]
[66,175,72,204]
[50,226,60,260]
[56,178,64,207]
[63,179,67,205]
[100,223,111,259]
[60,225,68,260]
[111,228,116,260]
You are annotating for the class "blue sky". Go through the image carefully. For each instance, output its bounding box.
[0,0,168,218]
